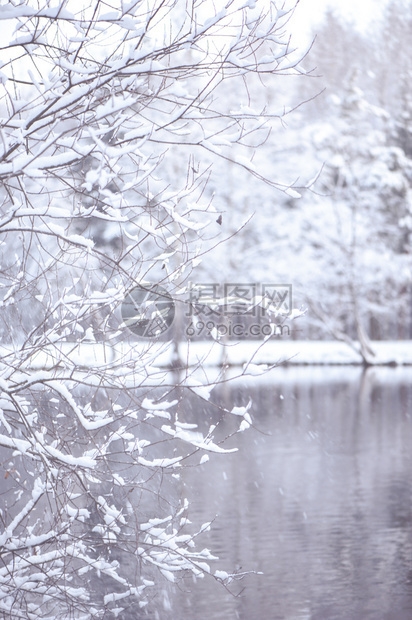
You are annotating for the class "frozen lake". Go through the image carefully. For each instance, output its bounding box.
[159,367,412,620]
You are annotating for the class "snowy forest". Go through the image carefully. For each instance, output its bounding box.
[198,1,412,346]
[0,0,411,618]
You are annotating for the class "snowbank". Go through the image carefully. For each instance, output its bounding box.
[3,340,412,370]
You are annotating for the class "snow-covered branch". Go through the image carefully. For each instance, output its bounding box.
[0,0,304,616]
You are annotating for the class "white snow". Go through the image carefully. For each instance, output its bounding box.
[137,456,183,468]
[214,569,230,580]
[4,341,412,376]
[161,424,238,453]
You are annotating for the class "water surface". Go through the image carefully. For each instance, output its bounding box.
[166,367,412,620]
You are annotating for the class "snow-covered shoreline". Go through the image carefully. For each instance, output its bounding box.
[176,340,412,366]
[7,340,412,370]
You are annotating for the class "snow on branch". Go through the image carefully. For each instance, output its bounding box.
[0,0,305,615]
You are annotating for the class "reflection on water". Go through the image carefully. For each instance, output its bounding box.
[165,367,412,620]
